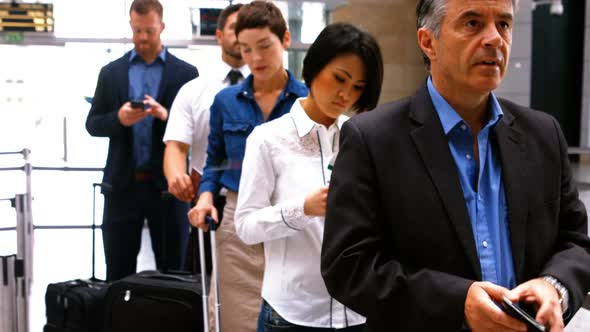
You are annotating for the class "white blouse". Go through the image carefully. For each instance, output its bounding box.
[235,98,365,328]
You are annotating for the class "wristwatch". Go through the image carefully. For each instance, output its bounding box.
[542,275,569,314]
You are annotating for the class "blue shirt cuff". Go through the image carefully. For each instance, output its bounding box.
[198,182,218,196]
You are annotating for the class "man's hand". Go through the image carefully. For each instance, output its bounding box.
[187,192,218,231]
[118,101,148,126]
[144,94,168,121]
[465,281,527,332]
[167,172,195,203]
[163,141,193,202]
[303,186,329,216]
[506,278,564,332]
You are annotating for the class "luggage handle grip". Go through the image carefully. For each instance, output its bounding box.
[206,215,220,232]
[92,182,112,191]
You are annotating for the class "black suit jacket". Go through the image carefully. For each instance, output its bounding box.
[321,85,590,331]
[85,49,197,191]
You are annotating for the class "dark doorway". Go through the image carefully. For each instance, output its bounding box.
[531,0,586,147]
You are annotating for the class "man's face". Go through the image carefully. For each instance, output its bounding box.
[130,9,165,60]
[421,0,513,96]
[217,12,241,60]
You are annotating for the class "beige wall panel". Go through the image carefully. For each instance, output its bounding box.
[331,0,427,106]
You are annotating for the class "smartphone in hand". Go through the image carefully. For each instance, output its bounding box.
[130,100,145,109]
[501,296,546,332]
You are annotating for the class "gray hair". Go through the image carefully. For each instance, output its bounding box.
[416,0,518,70]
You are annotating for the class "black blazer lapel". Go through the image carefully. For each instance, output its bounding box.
[114,52,131,106]
[157,49,174,102]
[494,104,528,283]
[409,86,482,279]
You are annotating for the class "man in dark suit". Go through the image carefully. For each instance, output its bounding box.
[86,0,197,281]
[321,0,590,331]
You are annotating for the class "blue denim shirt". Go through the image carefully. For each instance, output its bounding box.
[129,48,165,169]
[427,77,516,289]
[199,71,308,195]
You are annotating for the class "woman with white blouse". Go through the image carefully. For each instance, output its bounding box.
[235,23,384,332]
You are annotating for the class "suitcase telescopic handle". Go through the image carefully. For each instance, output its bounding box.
[205,215,221,332]
[91,182,111,281]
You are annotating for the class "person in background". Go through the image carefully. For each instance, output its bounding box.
[188,1,308,331]
[321,0,590,331]
[163,3,249,274]
[235,22,383,332]
[86,0,197,281]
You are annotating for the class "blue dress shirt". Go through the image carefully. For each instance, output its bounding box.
[199,70,308,195]
[427,77,516,289]
[129,48,166,170]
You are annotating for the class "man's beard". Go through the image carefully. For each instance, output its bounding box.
[224,43,242,60]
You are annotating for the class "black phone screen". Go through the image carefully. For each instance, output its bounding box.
[501,296,546,332]
[130,100,144,109]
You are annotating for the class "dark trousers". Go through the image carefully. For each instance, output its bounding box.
[257,300,365,332]
[183,195,226,275]
[101,180,189,281]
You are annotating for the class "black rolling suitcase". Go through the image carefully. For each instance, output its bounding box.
[102,196,219,332]
[44,279,108,332]
[103,270,205,332]
[43,183,108,332]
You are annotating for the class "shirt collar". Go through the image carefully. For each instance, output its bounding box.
[427,76,503,135]
[220,62,250,84]
[291,98,347,138]
[129,47,167,63]
[236,70,308,100]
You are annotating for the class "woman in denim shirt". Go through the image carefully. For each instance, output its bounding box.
[235,23,383,332]
[188,2,308,332]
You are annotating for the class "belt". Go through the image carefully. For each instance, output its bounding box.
[134,170,154,182]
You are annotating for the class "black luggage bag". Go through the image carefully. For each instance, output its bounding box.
[102,191,207,332]
[102,192,216,332]
[43,183,108,332]
[44,279,108,332]
[103,270,204,332]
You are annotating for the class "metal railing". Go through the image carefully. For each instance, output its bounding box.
[0,149,32,332]
[0,149,108,332]
[0,149,105,332]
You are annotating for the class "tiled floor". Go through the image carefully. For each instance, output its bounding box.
[6,160,590,331]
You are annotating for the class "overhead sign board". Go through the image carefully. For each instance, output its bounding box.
[0,3,53,32]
